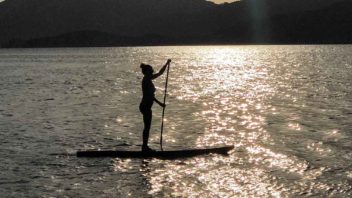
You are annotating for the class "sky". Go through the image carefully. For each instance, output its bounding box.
[211,0,237,4]
[0,0,238,4]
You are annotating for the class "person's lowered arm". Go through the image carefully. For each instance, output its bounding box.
[154,97,165,108]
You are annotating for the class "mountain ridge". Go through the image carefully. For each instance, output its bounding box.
[0,0,351,47]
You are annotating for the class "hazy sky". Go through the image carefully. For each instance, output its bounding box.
[211,0,237,4]
[0,0,237,4]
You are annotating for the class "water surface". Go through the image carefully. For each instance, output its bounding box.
[0,45,351,197]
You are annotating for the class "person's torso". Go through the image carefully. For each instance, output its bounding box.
[141,77,155,101]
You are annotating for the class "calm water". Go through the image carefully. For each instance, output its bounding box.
[0,45,351,197]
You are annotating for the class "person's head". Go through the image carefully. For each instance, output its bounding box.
[140,63,154,76]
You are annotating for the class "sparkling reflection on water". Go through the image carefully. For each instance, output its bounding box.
[0,46,351,197]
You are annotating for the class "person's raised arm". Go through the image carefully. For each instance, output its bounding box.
[152,59,171,79]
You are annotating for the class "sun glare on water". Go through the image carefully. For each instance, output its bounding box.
[111,46,321,197]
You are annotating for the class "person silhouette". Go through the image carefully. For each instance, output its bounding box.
[140,59,171,152]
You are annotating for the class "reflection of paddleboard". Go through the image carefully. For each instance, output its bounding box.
[77,146,234,159]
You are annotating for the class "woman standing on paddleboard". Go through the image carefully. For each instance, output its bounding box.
[140,59,171,152]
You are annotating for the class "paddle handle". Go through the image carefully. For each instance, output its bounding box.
[160,61,171,151]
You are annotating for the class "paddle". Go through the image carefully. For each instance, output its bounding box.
[160,60,171,151]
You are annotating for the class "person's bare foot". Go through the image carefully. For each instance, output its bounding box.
[142,146,155,152]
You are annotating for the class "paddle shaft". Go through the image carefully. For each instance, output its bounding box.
[160,62,170,151]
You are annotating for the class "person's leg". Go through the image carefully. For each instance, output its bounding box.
[142,109,152,150]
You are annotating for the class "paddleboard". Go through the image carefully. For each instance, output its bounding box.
[77,145,234,159]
